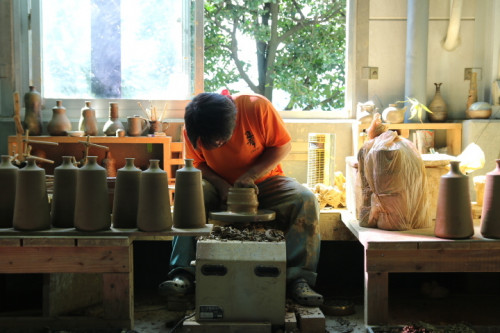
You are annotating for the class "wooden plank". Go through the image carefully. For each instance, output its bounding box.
[43,273,102,317]
[0,238,21,246]
[0,316,130,330]
[102,272,133,325]
[366,249,500,272]
[77,237,129,247]
[295,305,325,333]
[0,246,130,273]
[365,271,388,325]
[182,318,272,332]
[24,238,75,247]
[319,210,357,241]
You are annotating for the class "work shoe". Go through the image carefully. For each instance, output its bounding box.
[158,274,194,297]
[290,278,324,307]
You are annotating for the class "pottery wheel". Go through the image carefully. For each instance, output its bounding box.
[209,209,275,223]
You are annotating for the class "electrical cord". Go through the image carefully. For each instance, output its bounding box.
[169,312,195,333]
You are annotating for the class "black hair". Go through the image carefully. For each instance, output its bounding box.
[184,93,237,150]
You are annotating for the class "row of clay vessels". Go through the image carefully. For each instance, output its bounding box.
[0,155,206,231]
[23,86,156,137]
[434,160,500,239]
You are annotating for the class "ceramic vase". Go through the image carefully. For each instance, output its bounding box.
[480,159,500,238]
[51,156,78,228]
[78,101,98,136]
[0,155,18,227]
[74,156,111,231]
[227,187,258,214]
[137,160,172,231]
[428,83,448,122]
[23,86,43,136]
[112,158,141,229]
[382,104,405,124]
[103,102,125,136]
[47,100,72,136]
[173,159,206,229]
[13,157,51,231]
[434,161,474,239]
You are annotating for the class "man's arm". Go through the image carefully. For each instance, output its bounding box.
[234,141,292,191]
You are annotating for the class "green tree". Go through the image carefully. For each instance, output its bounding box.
[204,0,346,111]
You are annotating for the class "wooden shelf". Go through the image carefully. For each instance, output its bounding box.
[354,122,462,156]
[7,136,185,182]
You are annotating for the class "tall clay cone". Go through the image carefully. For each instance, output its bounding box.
[112,158,141,228]
[51,156,78,228]
[74,156,111,231]
[13,157,50,231]
[0,155,18,227]
[480,159,500,238]
[434,161,474,239]
[137,160,172,231]
[173,159,206,229]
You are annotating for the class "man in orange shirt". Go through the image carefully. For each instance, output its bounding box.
[159,92,323,306]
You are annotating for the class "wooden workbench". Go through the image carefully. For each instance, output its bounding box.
[340,211,500,326]
[0,226,211,331]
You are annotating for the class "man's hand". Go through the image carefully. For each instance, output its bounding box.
[234,175,259,194]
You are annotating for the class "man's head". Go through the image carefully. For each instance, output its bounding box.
[184,92,237,150]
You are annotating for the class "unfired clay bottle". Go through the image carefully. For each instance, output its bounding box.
[428,83,448,122]
[112,158,141,228]
[480,159,500,238]
[173,159,206,229]
[103,102,125,136]
[74,156,111,231]
[23,86,43,136]
[434,161,474,239]
[13,157,51,231]
[51,156,78,228]
[137,159,172,231]
[47,100,72,136]
[79,101,98,136]
[0,155,18,227]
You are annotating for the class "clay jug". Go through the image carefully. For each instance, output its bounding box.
[74,156,111,231]
[227,187,258,214]
[434,161,474,239]
[78,101,98,136]
[173,159,206,229]
[0,155,18,227]
[47,100,72,136]
[51,156,78,228]
[112,158,141,229]
[103,102,125,136]
[13,157,51,230]
[480,159,500,238]
[23,86,43,136]
[428,83,448,122]
[137,159,172,231]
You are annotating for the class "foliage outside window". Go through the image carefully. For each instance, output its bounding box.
[204,0,346,112]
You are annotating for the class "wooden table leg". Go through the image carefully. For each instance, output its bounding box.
[365,271,388,325]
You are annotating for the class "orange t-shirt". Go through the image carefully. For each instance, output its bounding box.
[184,94,291,185]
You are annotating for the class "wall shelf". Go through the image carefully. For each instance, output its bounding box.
[354,122,462,156]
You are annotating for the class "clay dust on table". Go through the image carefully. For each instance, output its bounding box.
[198,224,285,242]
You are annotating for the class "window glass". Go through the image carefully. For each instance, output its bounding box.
[41,0,191,100]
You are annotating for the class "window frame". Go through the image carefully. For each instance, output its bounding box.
[28,0,204,120]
